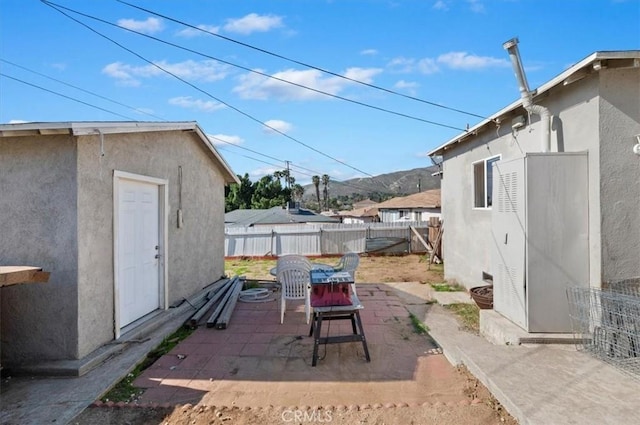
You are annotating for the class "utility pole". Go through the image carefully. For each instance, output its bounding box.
[417,178,421,193]
[285,160,291,189]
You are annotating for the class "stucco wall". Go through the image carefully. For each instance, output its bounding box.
[76,130,228,358]
[598,67,640,283]
[0,135,80,364]
[440,76,601,288]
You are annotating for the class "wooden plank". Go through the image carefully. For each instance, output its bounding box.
[188,278,235,328]
[215,278,244,329]
[410,226,430,252]
[429,224,444,266]
[206,277,240,328]
[0,266,49,287]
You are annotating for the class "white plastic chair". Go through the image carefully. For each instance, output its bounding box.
[277,254,312,272]
[334,253,360,294]
[277,262,312,324]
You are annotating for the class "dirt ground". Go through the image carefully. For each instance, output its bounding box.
[73,364,516,425]
[72,255,517,425]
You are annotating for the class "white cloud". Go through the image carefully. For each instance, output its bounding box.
[389,51,508,74]
[101,62,141,87]
[467,0,486,13]
[233,67,382,101]
[207,133,243,146]
[437,52,509,70]
[117,17,164,34]
[263,119,293,135]
[360,49,378,56]
[9,120,29,124]
[223,13,283,35]
[417,58,439,74]
[343,67,381,83]
[433,1,449,11]
[168,96,226,112]
[388,57,439,74]
[394,80,419,95]
[102,60,229,86]
[176,24,220,38]
[250,167,279,178]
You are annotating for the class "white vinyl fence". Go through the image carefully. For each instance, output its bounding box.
[225,222,431,257]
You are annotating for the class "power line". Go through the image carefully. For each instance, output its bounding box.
[1,59,167,121]
[42,1,466,132]
[217,143,381,194]
[1,62,378,194]
[41,0,379,178]
[118,0,487,121]
[208,135,324,177]
[0,73,136,120]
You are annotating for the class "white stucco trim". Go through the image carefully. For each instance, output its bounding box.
[112,170,169,339]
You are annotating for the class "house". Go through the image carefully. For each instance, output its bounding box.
[428,44,640,333]
[352,199,379,210]
[375,189,441,223]
[0,121,238,373]
[225,204,339,227]
[337,206,380,224]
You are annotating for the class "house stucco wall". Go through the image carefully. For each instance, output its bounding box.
[598,67,640,284]
[440,75,602,288]
[0,135,80,364]
[76,130,227,358]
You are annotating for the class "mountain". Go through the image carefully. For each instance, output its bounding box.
[302,166,441,201]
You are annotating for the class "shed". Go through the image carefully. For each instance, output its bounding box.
[0,121,238,373]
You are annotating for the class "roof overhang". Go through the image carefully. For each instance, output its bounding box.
[0,121,240,184]
[427,51,640,157]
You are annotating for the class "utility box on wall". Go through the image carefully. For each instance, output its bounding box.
[491,152,590,332]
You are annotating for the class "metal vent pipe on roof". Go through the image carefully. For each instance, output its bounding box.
[503,38,551,153]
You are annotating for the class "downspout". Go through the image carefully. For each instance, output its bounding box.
[503,38,551,153]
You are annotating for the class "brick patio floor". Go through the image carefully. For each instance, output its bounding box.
[133,284,468,408]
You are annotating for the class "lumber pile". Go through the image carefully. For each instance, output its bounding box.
[185,276,245,330]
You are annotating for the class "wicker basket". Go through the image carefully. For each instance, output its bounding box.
[470,285,493,309]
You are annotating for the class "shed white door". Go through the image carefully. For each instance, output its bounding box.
[117,179,161,327]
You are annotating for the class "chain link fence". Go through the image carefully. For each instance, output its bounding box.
[567,281,640,379]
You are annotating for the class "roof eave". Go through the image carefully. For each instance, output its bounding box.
[427,51,640,157]
[0,121,240,185]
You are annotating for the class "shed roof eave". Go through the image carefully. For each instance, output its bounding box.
[0,121,240,185]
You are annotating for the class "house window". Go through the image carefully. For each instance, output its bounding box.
[473,155,500,208]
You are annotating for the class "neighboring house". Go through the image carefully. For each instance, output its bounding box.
[352,199,379,210]
[225,204,339,227]
[0,121,238,373]
[428,46,640,333]
[337,206,380,224]
[375,189,441,223]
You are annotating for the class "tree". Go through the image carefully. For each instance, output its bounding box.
[321,174,330,211]
[225,173,253,212]
[292,184,305,203]
[312,175,321,211]
[251,175,290,209]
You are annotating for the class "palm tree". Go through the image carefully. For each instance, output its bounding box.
[312,175,321,211]
[292,184,305,203]
[321,174,330,211]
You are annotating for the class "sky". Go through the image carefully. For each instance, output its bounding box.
[1,0,639,186]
